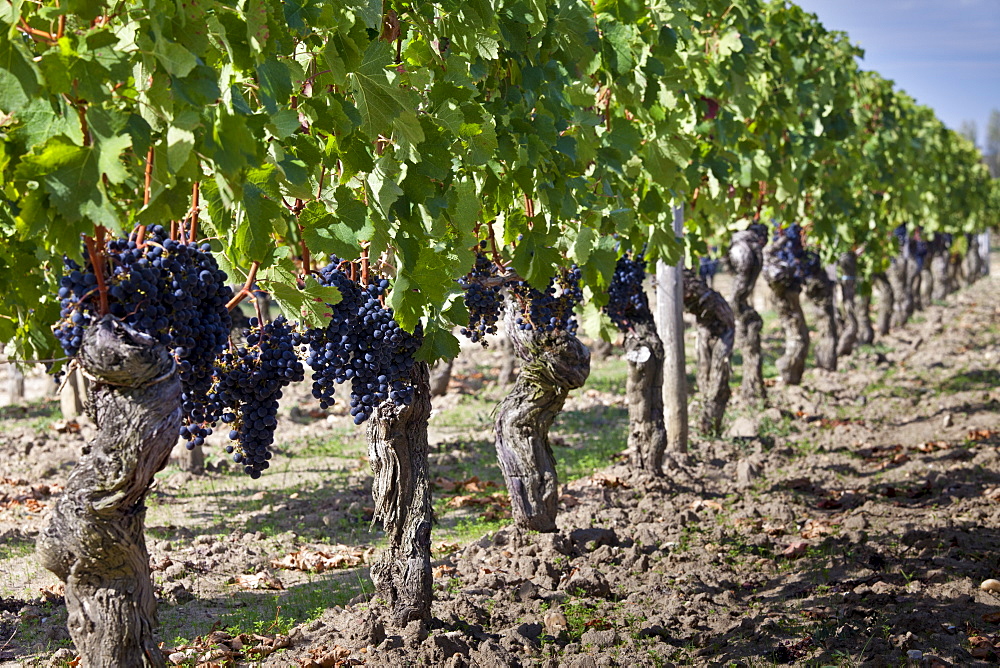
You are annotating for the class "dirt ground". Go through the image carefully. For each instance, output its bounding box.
[2,266,1000,667]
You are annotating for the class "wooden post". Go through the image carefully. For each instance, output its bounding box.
[656,204,688,454]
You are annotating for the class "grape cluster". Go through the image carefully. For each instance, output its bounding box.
[510,266,583,335]
[53,226,233,448]
[459,250,502,346]
[305,260,422,425]
[605,253,649,332]
[212,316,304,478]
[913,239,929,270]
[892,223,907,248]
[698,256,721,281]
[766,223,807,289]
[802,250,823,279]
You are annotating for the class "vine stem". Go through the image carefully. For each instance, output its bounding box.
[17,18,56,43]
[361,246,370,286]
[226,261,261,311]
[187,182,200,243]
[293,198,310,275]
[82,230,109,316]
[77,103,90,147]
[136,147,154,247]
[488,226,507,270]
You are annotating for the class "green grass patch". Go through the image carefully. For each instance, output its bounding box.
[0,536,34,560]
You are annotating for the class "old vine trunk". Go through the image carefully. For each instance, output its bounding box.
[836,252,858,356]
[805,269,838,371]
[728,227,766,403]
[37,316,180,668]
[683,269,734,435]
[858,285,875,345]
[874,272,894,336]
[367,361,433,626]
[494,297,590,531]
[624,317,666,474]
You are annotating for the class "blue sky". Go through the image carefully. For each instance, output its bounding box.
[793,0,1000,147]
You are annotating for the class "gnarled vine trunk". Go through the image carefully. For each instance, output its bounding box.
[919,259,934,306]
[965,234,982,286]
[836,252,858,356]
[494,297,590,532]
[910,257,924,312]
[624,318,666,474]
[728,227,766,404]
[367,362,433,626]
[874,272,894,336]
[496,335,517,386]
[683,269,734,435]
[948,252,964,291]
[805,268,838,371]
[37,316,180,668]
[858,286,875,345]
[931,251,949,300]
[888,256,912,328]
[763,245,808,385]
[429,358,453,397]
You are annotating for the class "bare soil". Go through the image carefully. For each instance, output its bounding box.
[2,269,1000,667]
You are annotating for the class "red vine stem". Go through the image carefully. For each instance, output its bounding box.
[187,181,200,243]
[524,195,534,219]
[57,14,65,40]
[17,19,56,43]
[136,147,154,246]
[293,198,310,275]
[226,261,261,311]
[77,103,90,146]
[82,230,109,316]
[487,225,506,270]
[361,246,369,286]
[170,220,178,241]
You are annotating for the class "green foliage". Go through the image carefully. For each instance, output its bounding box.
[0,0,992,361]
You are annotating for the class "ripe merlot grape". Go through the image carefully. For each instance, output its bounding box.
[53,226,233,448]
[305,260,422,425]
[213,316,304,478]
[605,253,649,332]
[509,266,583,335]
[459,250,503,346]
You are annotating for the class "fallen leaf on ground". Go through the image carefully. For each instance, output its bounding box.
[800,519,836,539]
[233,572,284,590]
[690,499,724,512]
[559,493,580,508]
[781,542,809,559]
[271,546,370,573]
[432,564,457,579]
[433,541,460,555]
[592,474,630,489]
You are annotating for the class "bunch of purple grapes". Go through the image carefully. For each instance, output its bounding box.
[460,250,502,346]
[510,266,582,335]
[768,223,807,288]
[213,316,304,478]
[305,260,422,425]
[698,256,720,281]
[54,226,233,448]
[605,253,649,332]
